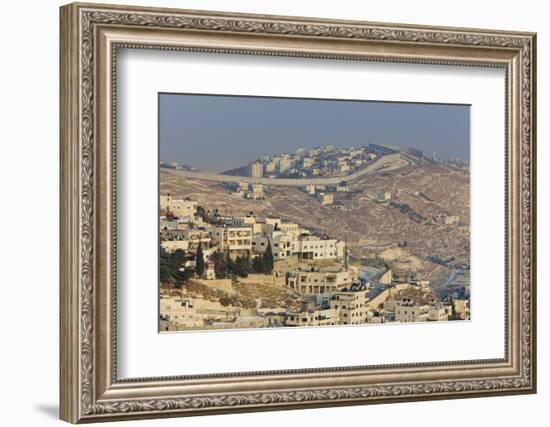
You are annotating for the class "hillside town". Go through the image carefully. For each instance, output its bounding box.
[225,143,380,178]
[159,143,470,331]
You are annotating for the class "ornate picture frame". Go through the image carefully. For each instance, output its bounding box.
[60,2,536,423]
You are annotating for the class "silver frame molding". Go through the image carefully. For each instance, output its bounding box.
[60,2,537,423]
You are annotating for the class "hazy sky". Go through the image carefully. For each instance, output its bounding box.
[159,93,470,172]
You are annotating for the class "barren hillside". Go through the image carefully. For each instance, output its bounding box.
[160,157,469,285]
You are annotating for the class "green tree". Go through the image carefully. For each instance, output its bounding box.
[195,241,205,277]
[211,250,228,279]
[233,254,250,278]
[159,247,191,286]
[159,246,173,282]
[196,205,207,221]
[251,255,265,274]
[225,252,234,276]
[219,296,235,307]
[262,241,274,274]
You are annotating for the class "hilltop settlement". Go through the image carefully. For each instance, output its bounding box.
[160,143,470,331]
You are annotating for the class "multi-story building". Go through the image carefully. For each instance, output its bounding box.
[250,183,264,200]
[285,308,339,327]
[264,159,277,173]
[287,269,352,294]
[251,227,343,261]
[279,222,300,237]
[394,300,429,322]
[160,195,198,219]
[330,284,369,325]
[291,235,345,261]
[428,304,452,321]
[278,155,293,173]
[251,233,271,253]
[249,161,263,178]
[271,232,294,259]
[161,227,212,251]
[213,225,253,256]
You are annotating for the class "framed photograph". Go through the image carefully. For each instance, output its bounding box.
[60,2,537,423]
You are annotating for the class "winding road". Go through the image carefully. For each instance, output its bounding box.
[431,268,459,298]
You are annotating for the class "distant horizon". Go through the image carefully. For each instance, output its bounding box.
[160,93,470,172]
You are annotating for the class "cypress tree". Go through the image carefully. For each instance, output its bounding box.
[252,255,265,273]
[195,241,205,277]
[212,250,228,278]
[263,241,274,274]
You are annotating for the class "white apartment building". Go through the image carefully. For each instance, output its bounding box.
[253,232,345,261]
[271,232,294,259]
[278,156,293,173]
[287,269,352,294]
[213,225,253,256]
[249,161,264,178]
[292,235,344,261]
[394,302,429,323]
[279,222,300,237]
[243,216,266,234]
[285,308,339,327]
[330,285,369,325]
[249,183,264,199]
[160,195,198,219]
[264,159,277,173]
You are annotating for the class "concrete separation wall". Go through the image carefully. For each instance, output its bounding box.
[162,153,402,187]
